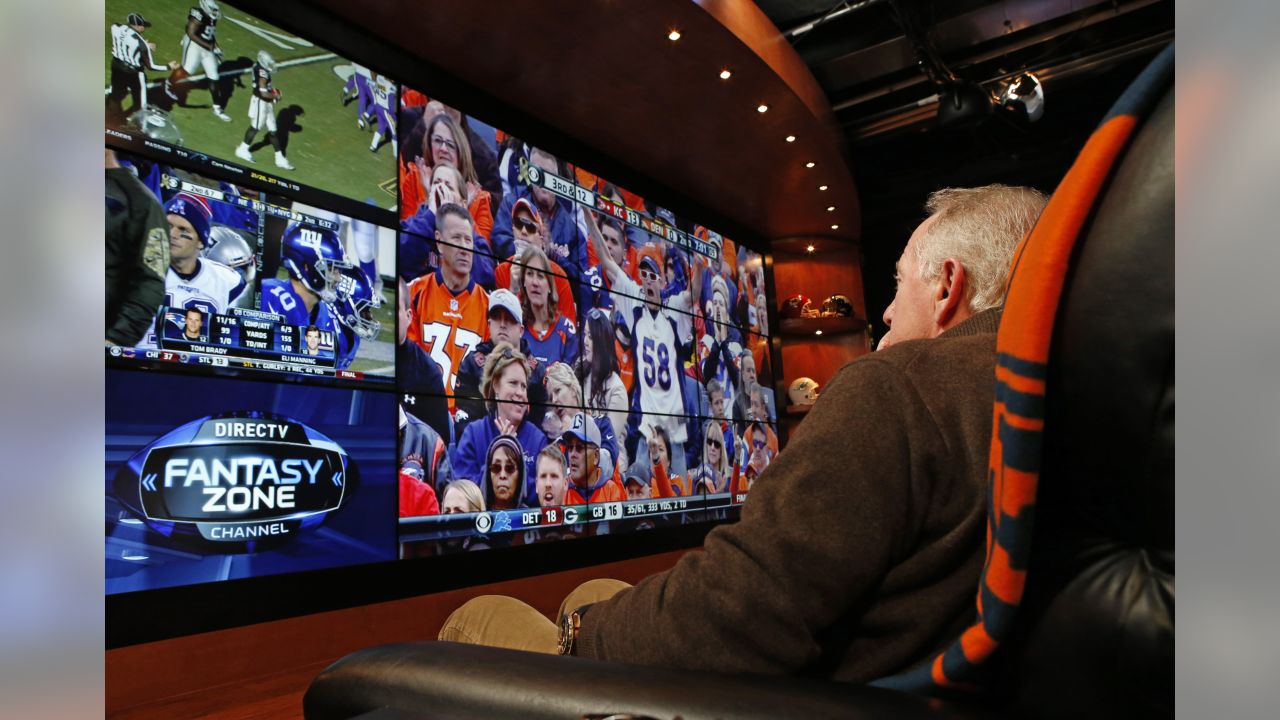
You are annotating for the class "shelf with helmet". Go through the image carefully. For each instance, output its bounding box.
[778,293,867,336]
[784,376,821,416]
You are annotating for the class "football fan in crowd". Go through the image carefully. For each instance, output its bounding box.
[405,203,490,398]
[534,446,569,509]
[517,246,578,367]
[484,434,528,511]
[453,342,547,500]
[439,479,485,515]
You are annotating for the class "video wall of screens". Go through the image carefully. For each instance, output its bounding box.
[104,0,397,211]
[104,0,780,597]
[394,88,780,557]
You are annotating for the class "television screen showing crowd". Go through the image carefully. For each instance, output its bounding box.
[395,89,780,551]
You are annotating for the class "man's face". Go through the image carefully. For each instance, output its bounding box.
[184,311,202,336]
[741,356,757,388]
[565,438,594,485]
[306,330,320,352]
[536,457,567,508]
[440,486,469,514]
[639,263,662,305]
[513,208,541,250]
[428,124,459,168]
[436,214,474,277]
[710,390,725,420]
[529,152,558,210]
[883,215,942,343]
[749,392,766,422]
[489,447,519,505]
[168,214,202,265]
[601,224,625,265]
[626,480,650,501]
[487,307,520,345]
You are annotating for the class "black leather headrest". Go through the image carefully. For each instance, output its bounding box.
[1005,83,1174,719]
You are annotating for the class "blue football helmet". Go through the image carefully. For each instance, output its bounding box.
[332,265,381,340]
[281,222,350,303]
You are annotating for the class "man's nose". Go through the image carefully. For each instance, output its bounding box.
[882,302,894,326]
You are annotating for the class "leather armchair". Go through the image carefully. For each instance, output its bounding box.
[305,54,1173,720]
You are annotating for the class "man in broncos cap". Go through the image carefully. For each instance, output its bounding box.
[455,288,548,435]
[562,412,626,505]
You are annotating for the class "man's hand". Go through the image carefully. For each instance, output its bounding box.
[167,60,179,70]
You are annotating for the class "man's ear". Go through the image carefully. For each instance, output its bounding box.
[932,258,969,330]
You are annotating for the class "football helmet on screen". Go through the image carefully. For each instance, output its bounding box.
[332,265,382,340]
[787,377,821,407]
[820,294,855,318]
[199,0,221,20]
[256,50,277,74]
[281,222,350,303]
[127,107,184,146]
[204,226,257,283]
[780,294,817,319]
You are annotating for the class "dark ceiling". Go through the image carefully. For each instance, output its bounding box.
[752,0,1174,330]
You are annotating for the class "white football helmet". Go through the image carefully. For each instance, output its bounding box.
[257,50,277,74]
[199,0,221,20]
[788,377,820,406]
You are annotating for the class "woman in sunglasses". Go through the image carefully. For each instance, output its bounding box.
[517,245,578,367]
[483,434,528,510]
[452,342,548,502]
[690,419,734,495]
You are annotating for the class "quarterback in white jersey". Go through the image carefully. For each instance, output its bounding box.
[141,192,246,347]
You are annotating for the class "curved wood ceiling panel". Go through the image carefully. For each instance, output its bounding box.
[312,0,859,243]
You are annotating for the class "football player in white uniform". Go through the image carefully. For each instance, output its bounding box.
[139,192,245,347]
[234,50,294,170]
[585,210,695,470]
[166,0,231,121]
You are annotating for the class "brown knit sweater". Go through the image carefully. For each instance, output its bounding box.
[577,309,1000,682]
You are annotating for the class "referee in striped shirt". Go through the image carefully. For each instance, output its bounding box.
[108,13,178,120]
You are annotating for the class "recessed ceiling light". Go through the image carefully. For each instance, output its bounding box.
[785,135,796,143]
[827,206,835,212]
[757,104,769,113]
[720,69,732,79]
[831,224,840,230]
[805,244,815,253]
[805,161,815,168]
[815,330,824,336]
[668,29,681,41]
[818,185,828,191]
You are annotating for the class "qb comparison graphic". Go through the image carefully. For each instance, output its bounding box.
[106,0,781,596]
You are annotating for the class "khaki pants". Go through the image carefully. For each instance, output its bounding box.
[438,579,631,654]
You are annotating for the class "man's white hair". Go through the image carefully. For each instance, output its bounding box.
[914,184,1048,312]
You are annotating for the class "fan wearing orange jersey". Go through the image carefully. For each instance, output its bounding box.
[406,203,490,408]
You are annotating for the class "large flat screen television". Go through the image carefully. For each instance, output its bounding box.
[105,0,782,640]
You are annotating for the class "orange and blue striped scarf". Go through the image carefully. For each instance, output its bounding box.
[873,44,1174,696]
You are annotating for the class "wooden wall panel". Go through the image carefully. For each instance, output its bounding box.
[106,549,690,715]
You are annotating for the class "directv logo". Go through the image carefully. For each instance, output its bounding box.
[113,412,354,544]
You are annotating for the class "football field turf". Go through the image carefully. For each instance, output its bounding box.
[105,0,398,208]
